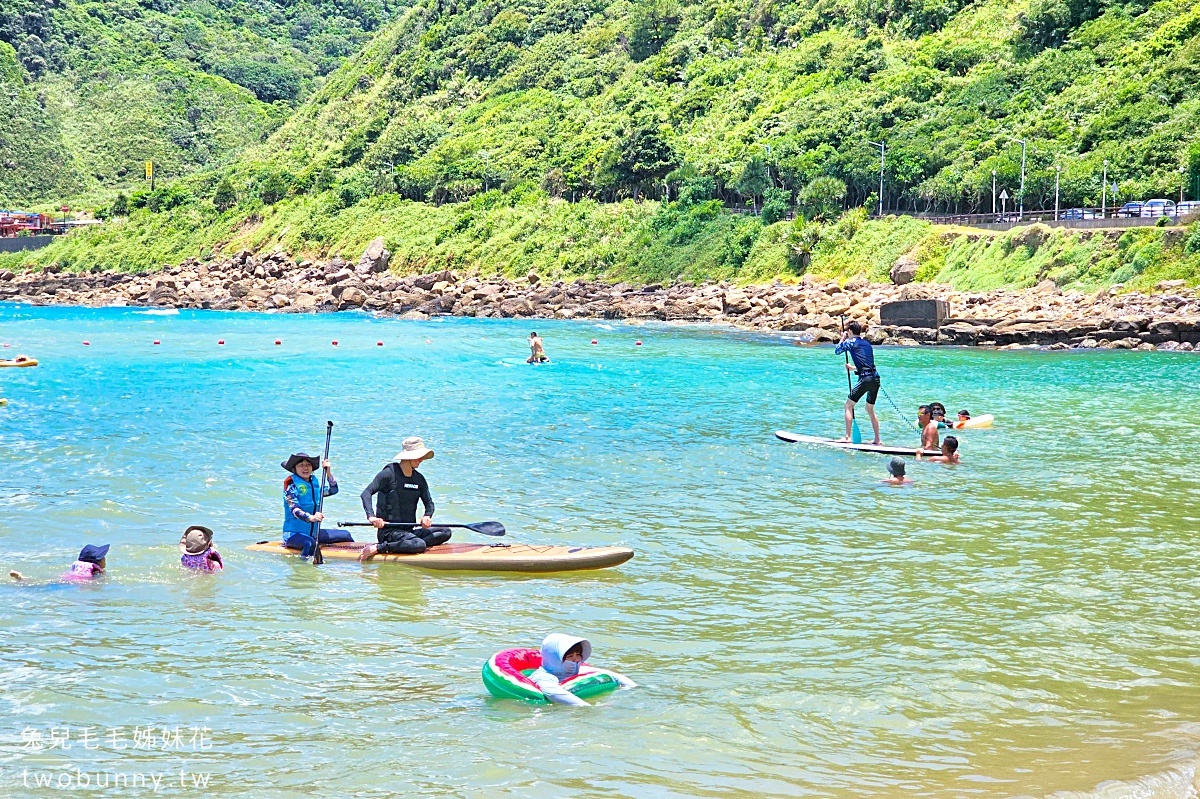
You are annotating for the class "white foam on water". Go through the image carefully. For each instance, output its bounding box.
[136,308,179,315]
[1037,754,1200,799]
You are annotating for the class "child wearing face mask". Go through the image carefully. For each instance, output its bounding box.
[528,634,637,707]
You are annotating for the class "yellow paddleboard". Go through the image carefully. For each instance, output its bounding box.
[0,357,37,367]
[246,540,634,573]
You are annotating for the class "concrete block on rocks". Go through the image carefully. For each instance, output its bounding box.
[879,299,949,329]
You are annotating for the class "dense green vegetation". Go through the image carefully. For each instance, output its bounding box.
[0,0,402,204]
[3,0,1200,288]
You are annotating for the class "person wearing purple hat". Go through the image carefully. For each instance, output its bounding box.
[62,544,109,581]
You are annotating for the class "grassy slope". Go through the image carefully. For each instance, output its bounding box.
[3,0,1200,288]
[0,0,401,206]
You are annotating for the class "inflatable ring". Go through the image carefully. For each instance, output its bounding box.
[482,648,621,704]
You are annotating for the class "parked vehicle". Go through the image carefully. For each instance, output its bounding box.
[1177,201,1200,217]
[1117,202,1143,218]
[1140,199,1177,218]
[1060,208,1098,220]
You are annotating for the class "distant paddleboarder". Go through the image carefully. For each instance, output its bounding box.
[527,331,549,364]
[835,321,881,445]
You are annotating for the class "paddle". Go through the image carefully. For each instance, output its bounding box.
[313,420,333,566]
[338,520,506,537]
[840,316,863,444]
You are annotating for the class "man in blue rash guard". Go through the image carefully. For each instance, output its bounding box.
[834,320,882,445]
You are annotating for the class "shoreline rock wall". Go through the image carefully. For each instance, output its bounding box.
[1,244,1197,351]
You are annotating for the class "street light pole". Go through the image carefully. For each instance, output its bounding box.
[1101,159,1108,219]
[1181,166,1188,206]
[1055,165,1061,222]
[868,140,885,216]
[992,170,997,216]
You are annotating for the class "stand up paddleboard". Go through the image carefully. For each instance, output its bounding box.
[775,430,940,457]
[247,540,634,573]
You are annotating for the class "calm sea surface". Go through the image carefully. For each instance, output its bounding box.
[1,304,1199,798]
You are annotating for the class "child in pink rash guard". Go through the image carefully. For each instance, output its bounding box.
[61,543,109,581]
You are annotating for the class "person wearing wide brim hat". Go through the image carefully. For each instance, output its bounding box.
[884,456,913,485]
[281,451,349,559]
[179,525,224,572]
[358,436,450,561]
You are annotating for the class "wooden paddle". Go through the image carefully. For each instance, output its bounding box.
[313,421,333,565]
[338,520,506,537]
[840,316,863,444]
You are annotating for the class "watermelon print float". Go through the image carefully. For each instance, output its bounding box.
[482,635,636,705]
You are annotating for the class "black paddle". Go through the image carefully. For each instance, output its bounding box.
[338,520,506,537]
[313,420,333,565]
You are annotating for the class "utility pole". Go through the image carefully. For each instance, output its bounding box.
[868,140,885,216]
[478,150,490,193]
[759,143,773,187]
[1101,160,1108,219]
[1181,166,1188,206]
[1017,139,1026,221]
[1054,165,1061,222]
[992,170,997,216]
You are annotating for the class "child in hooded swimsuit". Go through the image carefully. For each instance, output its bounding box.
[180,526,223,572]
[528,633,637,707]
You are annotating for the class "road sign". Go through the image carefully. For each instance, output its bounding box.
[145,161,154,179]
[999,189,1010,200]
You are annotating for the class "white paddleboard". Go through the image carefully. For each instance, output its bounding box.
[775,430,941,457]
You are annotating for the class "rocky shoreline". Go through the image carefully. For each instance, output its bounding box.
[1,238,1198,351]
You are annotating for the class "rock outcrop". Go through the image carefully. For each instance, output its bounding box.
[1,250,1197,351]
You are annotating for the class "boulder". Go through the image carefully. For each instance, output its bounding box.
[723,289,752,314]
[358,237,391,274]
[339,287,368,307]
[890,253,919,285]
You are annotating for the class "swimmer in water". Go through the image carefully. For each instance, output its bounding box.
[527,331,549,364]
[884,457,913,485]
[10,543,110,582]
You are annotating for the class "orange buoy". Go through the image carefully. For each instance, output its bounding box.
[376,341,383,346]
[218,340,225,345]
[153,340,160,345]
[2,343,9,348]
[275,339,281,345]
[591,339,598,345]
[332,340,338,346]
[82,341,90,346]
[635,340,642,346]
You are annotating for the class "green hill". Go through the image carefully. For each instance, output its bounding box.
[0,0,401,205]
[5,0,1200,287]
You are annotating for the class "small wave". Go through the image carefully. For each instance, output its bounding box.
[1040,754,1200,799]
[136,308,179,315]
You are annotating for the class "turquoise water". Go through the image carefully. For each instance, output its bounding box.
[2,303,1200,798]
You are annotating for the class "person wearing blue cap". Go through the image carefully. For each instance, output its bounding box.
[7,544,109,582]
[62,544,109,581]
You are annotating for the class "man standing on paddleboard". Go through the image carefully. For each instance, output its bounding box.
[835,321,882,445]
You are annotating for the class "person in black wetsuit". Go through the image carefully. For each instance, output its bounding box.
[357,437,452,561]
[834,320,882,445]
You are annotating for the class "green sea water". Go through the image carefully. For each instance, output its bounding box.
[1,304,1199,798]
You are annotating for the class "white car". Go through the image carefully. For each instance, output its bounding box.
[1140,199,1177,218]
